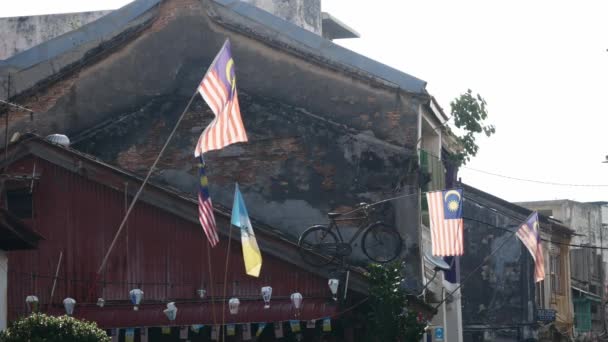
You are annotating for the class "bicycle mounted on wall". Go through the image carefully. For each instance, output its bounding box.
[297,202,403,267]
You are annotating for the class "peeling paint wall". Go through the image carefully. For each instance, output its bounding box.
[0,11,112,60]
[462,192,536,341]
[74,89,421,276]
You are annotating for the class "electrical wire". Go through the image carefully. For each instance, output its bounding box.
[462,166,608,187]
[421,149,608,188]
[464,197,608,250]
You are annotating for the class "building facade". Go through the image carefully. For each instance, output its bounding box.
[3,135,371,340]
[460,185,574,341]
[518,200,607,338]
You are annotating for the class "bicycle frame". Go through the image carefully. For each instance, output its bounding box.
[326,215,372,245]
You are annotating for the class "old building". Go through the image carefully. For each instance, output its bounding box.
[0,0,458,290]
[3,134,373,340]
[460,185,574,341]
[517,200,608,339]
[0,0,463,338]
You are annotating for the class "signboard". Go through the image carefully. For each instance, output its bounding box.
[537,309,556,322]
[434,327,444,341]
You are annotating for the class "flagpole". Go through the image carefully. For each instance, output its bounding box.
[207,239,218,326]
[96,88,199,276]
[220,224,234,342]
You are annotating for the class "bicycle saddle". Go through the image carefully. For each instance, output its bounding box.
[327,212,342,219]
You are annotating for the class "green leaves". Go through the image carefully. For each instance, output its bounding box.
[449,89,495,166]
[0,313,110,342]
[366,262,427,341]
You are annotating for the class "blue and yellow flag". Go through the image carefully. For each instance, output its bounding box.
[231,183,262,277]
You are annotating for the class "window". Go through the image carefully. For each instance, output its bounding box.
[550,255,561,295]
[536,281,546,308]
[6,188,33,219]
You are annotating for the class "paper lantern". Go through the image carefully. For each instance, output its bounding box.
[229,298,240,315]
[261,286,272,309]
[290,292,303,309]
[164,302,177,321]
[129,289,143,311]
[97,298,105,308]
[63,297,76,315]
[197,288,206,300]
[328,279,339,301]
[26,295,39,313]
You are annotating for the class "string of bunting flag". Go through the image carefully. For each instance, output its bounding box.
[104,317,335,342]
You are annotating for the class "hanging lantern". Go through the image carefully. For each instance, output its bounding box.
[97,298,105,308]
[63,297,76,315]
[290,292,303,309]
[129,289,144,311]
[229,298,240,315]
[261,286,272,309]
[26,295,39,313]
[164,302,177,321]
[197,289,206,300]
[328,279,339,301]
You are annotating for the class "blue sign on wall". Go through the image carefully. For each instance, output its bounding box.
[435,327,444,341]
[537,309,557,322]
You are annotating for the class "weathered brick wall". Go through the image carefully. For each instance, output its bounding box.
[75,90,421,271]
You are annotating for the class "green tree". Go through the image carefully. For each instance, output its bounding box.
[366,262,427,341]
[0,313,110,342]
[449,89,495,166]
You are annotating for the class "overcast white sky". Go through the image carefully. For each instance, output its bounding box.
[4,1,608,203]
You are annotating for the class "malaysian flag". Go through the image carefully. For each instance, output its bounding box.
[194,39,248,157]
[426,189,464,256]
[516,212,545,282]
[198,156,219,247]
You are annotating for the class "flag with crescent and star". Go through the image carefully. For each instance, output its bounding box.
[426,189,464,256]
[516,212,545,282]
[198,156,219,247]
[194,39,248,156]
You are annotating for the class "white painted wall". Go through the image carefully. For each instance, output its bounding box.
[0,250,7,331]
[0,11,111,60]
[241,0,322,34]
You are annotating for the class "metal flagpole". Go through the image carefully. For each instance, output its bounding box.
[206,240,218,326]
[220,225,234,342]
[96,88,199,276]
[97,38,231,277]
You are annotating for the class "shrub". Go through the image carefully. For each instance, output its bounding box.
[0,313,110,342]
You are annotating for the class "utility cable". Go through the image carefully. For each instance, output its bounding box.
[462,166,608,187]
[432,230,517,310]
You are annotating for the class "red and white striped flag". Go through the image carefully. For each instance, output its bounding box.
[426,189,464,256]
[516,212,545,282]
[198,156,219,247]
[194,39,248,157]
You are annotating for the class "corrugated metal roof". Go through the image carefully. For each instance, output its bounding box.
[212,0,427,94]
[5,137,367,326]
[1,0,426,95]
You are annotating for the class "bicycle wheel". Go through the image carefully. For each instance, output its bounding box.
[361,223,403,263]
[298,225,338,267]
